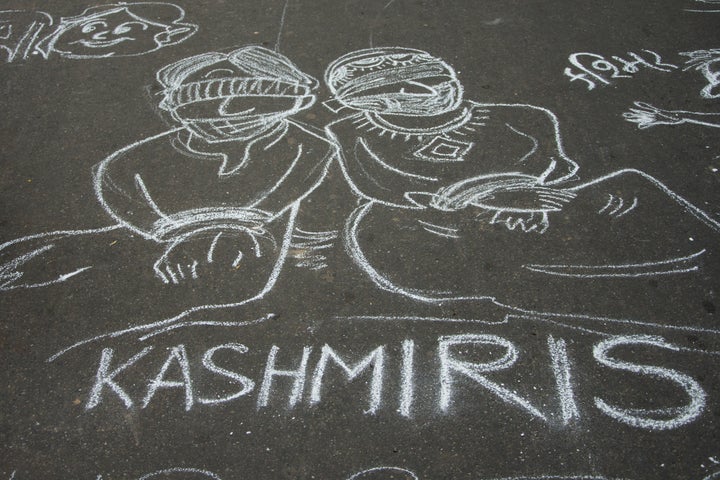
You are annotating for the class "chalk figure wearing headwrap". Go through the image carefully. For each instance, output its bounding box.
[325,47,720,323]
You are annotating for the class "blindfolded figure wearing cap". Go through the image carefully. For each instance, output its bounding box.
[93,46,334,295]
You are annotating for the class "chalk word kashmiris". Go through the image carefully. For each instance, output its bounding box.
[82,333,707,431]
[564,50,678,90]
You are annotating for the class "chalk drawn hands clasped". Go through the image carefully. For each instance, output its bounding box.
[428,175,577,234]
[152,226,276,284]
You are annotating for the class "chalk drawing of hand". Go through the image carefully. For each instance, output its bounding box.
[0,235,92,290]
[623,101,685,129]
[432,175,576,213]
[489,210,551,234]
[153,226,276,284]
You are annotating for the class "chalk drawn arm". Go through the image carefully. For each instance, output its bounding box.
[429,174,577,233]
[486,103,579,186]
[624,101,720,129]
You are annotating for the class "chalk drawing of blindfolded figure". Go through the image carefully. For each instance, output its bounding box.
[0,3,197,63]
[0,46,334,322]
[326,47,720,323]
[96,46,334,286]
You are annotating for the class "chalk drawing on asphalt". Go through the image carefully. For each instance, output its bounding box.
[346,467,419,479]
[325,48,720,321]
[0,3,197,62]
[681,48,720,99]
[686,0,720,12]
[564,50,678,91]
[0,46,717,368]
[137,468,222,479]
[623,102,720,129]
[1,45,335,330]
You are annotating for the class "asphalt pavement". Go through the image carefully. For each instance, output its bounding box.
[2,1,720,479]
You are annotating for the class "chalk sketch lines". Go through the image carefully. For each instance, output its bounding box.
[681,48,720,99]
[317,48,720,324]
[0,10,52,62]
[624,48,720,127]
[596,194,638,218]
[564,49,678,91]
[685,0,720,12]
[10,466,680,480]
[0,226,120,291]
[53,297,720,364]
[1,45,718,377]
[0,3,197,63]
[47,313,277,362]
[288,228,338,270]
[617,50,720,132]
[338,309,720,352]
[347,466,419,479]
[325,49,580,228]
[523,249,707,278]
[137,467,222,479]
[565,45,720,116]
[94,47,333,299]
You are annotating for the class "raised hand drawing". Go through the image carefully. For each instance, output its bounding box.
[623,101,720,129]
[622,49,720,130]
[325,47,720,321]
[0,3,197,63]
[0,46,335,320]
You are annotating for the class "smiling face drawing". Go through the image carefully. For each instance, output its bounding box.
[157,46,318,141]
[45,3,197,59]
[325,47,463,116]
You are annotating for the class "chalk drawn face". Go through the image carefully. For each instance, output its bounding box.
[48,4,197,58]
[325,48,463,116]
[157,46,318,140]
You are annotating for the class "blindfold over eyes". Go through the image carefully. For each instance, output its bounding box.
[331,63,451,99]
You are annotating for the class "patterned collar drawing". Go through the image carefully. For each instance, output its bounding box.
[354,105,477,140]
[0,3,197,63]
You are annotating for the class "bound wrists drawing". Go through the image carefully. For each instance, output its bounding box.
[2,46,720,355]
